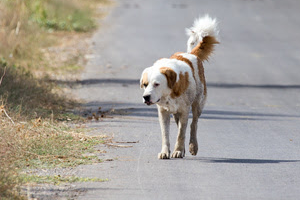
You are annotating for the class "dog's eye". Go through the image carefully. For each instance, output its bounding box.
[191,42,195,45]
[154,83,160,87]
[143,83,148,88]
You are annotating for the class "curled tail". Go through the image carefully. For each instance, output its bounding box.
[186,15,219,61]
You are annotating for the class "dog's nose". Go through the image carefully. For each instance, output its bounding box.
[143,95,151,102]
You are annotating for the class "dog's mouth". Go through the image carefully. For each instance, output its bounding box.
[145,102,153,106]
[145,99,160,106]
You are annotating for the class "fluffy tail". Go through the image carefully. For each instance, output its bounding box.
[186,15,219,61]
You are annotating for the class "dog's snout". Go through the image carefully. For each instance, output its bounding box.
[143,95,151,102]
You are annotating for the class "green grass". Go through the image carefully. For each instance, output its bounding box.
[4,0,97,33]
[26,0,112,32]
[22,175,108,185]
[0,0,105,72]
[14,123,105,169]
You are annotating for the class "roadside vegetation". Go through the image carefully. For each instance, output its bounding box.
[0,0,110,199]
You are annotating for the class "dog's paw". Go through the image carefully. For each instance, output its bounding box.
[189,142,198,156]
[171,150,185,158]
[158,152,170,159]
[158,146,170,159]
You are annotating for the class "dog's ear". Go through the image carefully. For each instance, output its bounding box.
[140,69,149,89]
[159,67,177,89]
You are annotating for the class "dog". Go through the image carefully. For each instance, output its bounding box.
[140,15,219,159]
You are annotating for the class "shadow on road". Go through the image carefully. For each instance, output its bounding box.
[208,83,300,89]
[81,101,300,121]
[52,78,139,86]
[53,78,300,89]
[187,157,300,164]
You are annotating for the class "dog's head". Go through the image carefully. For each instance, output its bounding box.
[140,67,177,106]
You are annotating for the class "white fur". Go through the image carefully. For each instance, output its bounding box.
[140,55,200,158]
[142,58,197,110]
[141,67,169,105]
[140,15,219,159]
[186,15,219,53]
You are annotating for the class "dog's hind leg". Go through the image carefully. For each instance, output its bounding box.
[158,106,171,159]
[189,99,203,156]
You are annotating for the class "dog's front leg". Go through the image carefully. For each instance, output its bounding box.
[172,110,189,158]
[157,106,171,159]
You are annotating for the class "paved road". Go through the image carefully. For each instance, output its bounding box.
[73,0,300,199]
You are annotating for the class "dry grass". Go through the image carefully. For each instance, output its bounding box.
[21,175,108,185]
[0,0,111,199]
[0,117,106,199]
[0,0,110,74]
[0,118,105,170]
[0,56,105,200]
[0,61,75,119]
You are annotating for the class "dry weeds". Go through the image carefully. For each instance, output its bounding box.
[0,0,112,199]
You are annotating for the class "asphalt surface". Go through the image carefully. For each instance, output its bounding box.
[72,0,300,199]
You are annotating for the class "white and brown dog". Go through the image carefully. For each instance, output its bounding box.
[140,15,219,159]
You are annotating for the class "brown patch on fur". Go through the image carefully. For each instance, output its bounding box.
[141,72,149,88]
[159,67,177,89]
[191,36,219,61]
[197,58,207,96]
[171,72,189,98]
[170,54,195,80]
[171,52,184,57]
